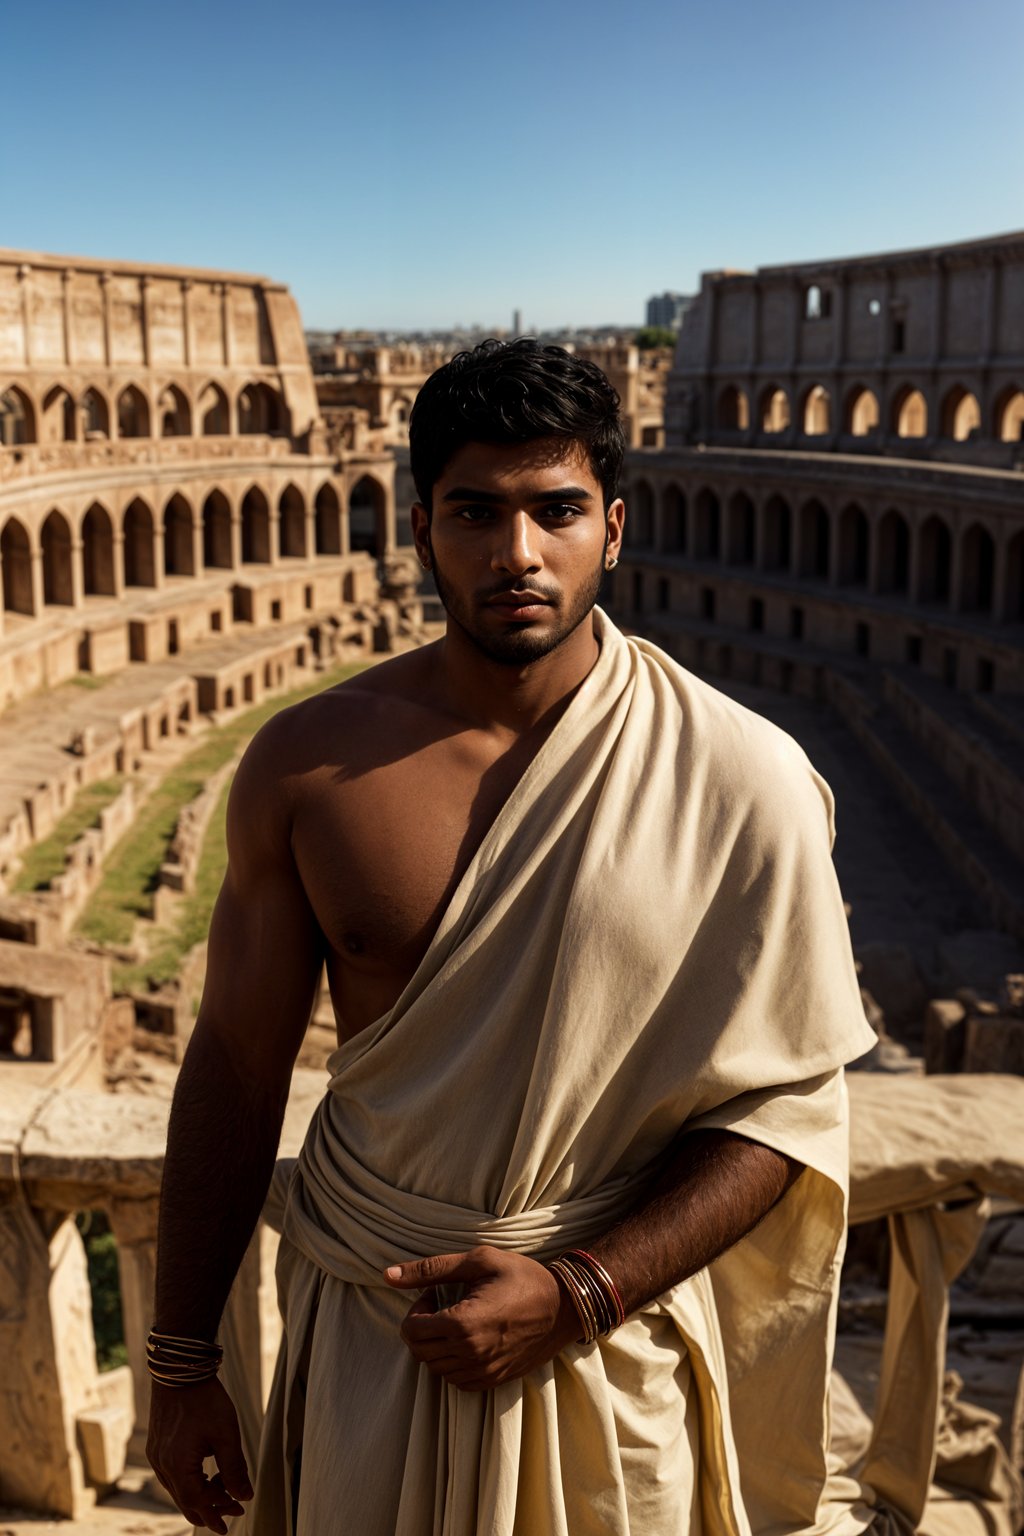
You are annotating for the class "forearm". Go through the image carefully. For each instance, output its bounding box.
[584,1129,802,1316]
[154,1027,289,1340]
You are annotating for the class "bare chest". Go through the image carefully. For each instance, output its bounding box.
[291,741,528,1033]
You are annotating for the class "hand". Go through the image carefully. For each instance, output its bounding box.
[146,1376,252,1534]
[384,1245,582,1391]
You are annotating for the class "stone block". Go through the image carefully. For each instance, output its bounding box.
[77,1398,133,1487]
[925,999,968,1075]
[856,942,929,1028]
[965,1014,1024,1076]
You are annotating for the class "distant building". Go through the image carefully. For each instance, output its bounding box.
[646,291,693,330]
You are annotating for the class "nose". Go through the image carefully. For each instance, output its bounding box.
[490,511,541,577]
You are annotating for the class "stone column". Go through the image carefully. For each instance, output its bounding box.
[191,513,204,580]
[382,478,398,557]
[828,511,843,588]
[0,1202,99,1518]
[30,542,45,616]
[928,258,945,365]
[112,533,126,598]
[181,279,193,368]
[268,510,281,566]
[100,272,113,370]
[306,507,318,562]
[220,283,233,369]
[17,263,33,367]
[753,499,767,572]
[867,511,883,595]
[140,275,151,369]
[109,1197,159,1463]
[62,267,75,367]
[230,512,243,571]
[70,539,86,609]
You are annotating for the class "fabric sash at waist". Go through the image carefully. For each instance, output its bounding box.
[281,1099,646,1289]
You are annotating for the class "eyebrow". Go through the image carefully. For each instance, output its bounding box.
[440,484,595,504]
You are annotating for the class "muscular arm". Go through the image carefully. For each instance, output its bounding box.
[387,1128,800,1390]
[147,723,324,1530]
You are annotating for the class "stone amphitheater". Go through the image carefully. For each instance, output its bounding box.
[0,233,1022,1533]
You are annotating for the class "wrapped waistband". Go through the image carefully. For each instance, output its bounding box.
[279,1097,645,1289]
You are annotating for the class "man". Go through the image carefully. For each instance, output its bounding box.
[148,340,875,1534]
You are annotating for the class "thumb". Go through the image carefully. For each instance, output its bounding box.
[384,1251,487,1289]
[211,1415,252,1502]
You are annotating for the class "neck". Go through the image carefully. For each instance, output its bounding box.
[432,611,601,737]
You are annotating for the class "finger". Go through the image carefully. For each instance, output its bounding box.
[384,1251,486,1288]
[175,1470,233,1533]
[404,1291,439,1318]
[207,1472,245,1518]
[402,1307,466,1342]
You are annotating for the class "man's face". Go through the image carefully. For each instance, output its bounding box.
[411,438,624,666]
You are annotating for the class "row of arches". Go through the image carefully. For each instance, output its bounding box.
[0,378,290,447]
[715,381,1024,442]
[626,478,1022,621]
[0,477,386,619]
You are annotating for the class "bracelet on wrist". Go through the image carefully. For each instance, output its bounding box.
[548,1250,624,1344]
[146,1329,223,1387]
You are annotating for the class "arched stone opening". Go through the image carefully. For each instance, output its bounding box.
[42,385,77,443]
[40,510,74,605]
[798,500,830,579]
[238,382,287,436]
[202,491,232,569]
[241,487,271,564]
[877,510,910,594]
[81,387,110,439]
[0,385,36,446]
[726,492,755,565]
[762,495,792,571]
[837,505,869,585]
[1,517,34,615]
[315,483,342,556]
[630,481,654,547]
[159,385,191,438]
[959,523,995,614]
[163,494,195,577]
[123,499,156,587]
[349,476,387,557]
[117,385,151,439]
[716,386,749,432]
[278,485,307,559]
[994,386,1024,443]
[801,385,831,436]
[662,484,686,552]
[760,386,790,434]
[1006,530,1024,621]
[198,383,230,436]
[940,385,981,442]
[891,386,928,439]
[845,386,880,437]
[82,503,115,596]
[694,489,720,560]
[918,516,952,604]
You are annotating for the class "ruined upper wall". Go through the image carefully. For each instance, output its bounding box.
[0,249,319,434]
[666,231,1024,462]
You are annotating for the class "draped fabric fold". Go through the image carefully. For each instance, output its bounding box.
[237,609,876,1535]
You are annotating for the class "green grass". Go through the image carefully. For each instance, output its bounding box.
[76,1211,128,1372]
[80,660,370,962]
[67,673,112,691]
[12,779,124,893]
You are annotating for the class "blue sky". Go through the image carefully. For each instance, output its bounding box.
[4,0,1022,330]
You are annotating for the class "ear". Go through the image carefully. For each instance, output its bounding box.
[604,498,625,566]
[410,502,432,569]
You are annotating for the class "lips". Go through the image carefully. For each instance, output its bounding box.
[486,594,552,619]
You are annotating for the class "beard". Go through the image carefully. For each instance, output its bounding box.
[429,542,607,666]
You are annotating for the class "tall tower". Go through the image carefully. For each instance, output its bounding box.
[512,308,522,337]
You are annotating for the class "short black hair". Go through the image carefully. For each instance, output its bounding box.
[409,339,625,514]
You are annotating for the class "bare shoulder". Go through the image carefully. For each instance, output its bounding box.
[230,645,443,814]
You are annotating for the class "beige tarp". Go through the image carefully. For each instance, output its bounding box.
[228,609,878,1534]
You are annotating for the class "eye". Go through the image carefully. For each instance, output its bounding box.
[542,503,584,521]
[457,505,496,522]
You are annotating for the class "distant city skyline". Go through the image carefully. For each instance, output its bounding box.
[4,0,1022,331]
